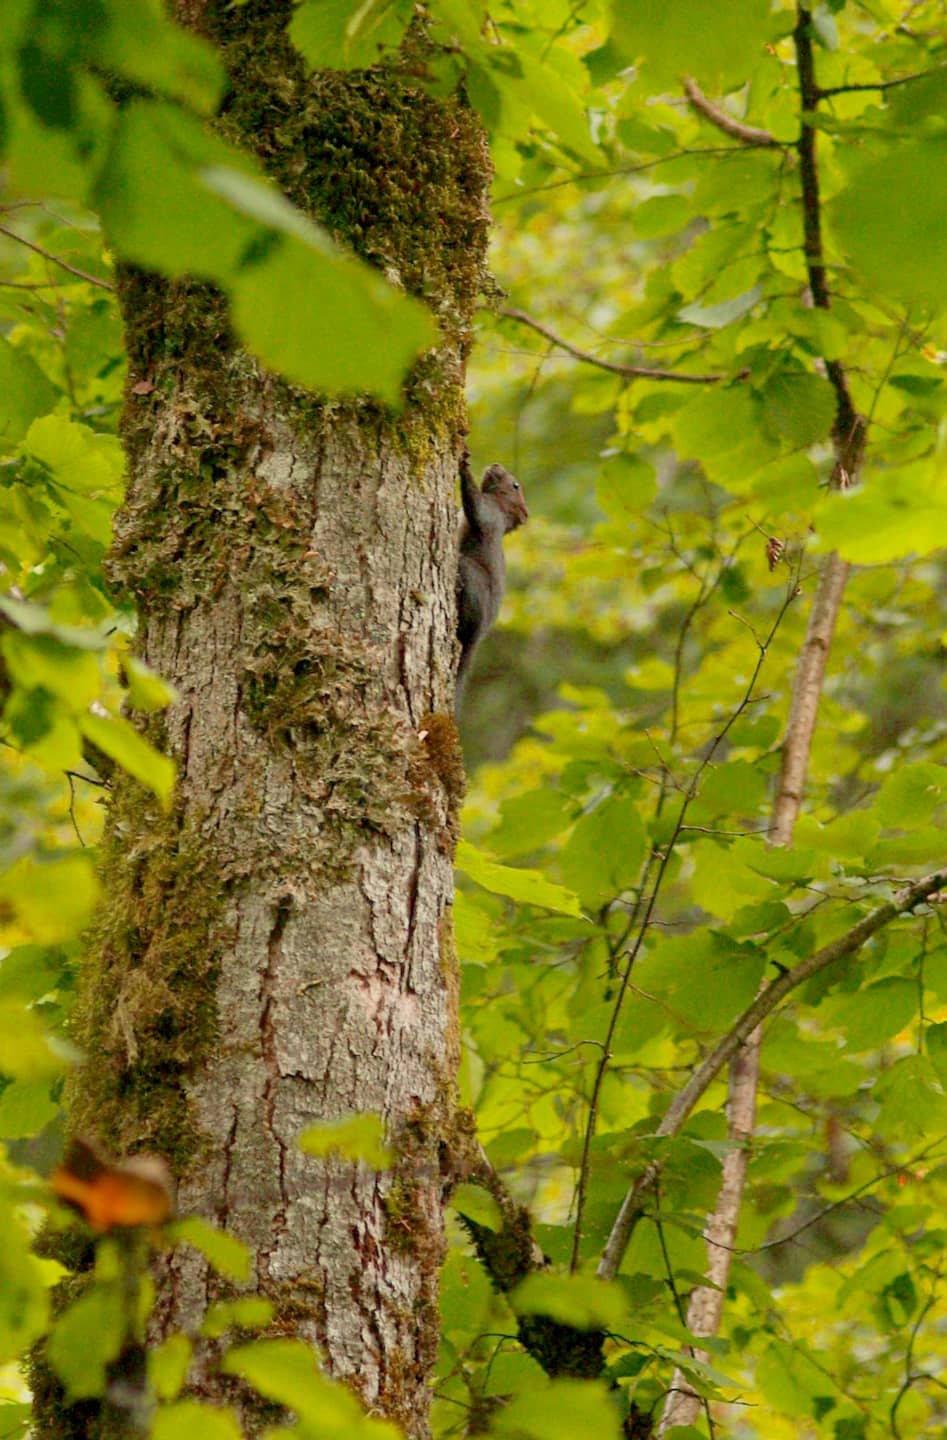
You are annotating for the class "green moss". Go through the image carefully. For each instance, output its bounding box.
[67,781,230,1169]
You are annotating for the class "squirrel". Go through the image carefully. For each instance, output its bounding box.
[455,450,528,705]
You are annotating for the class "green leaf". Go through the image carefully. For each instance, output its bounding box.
[490,788,573,859]
[833,134,947,312]
[94,0,226,114]
[453,889,498,965]
[611,0,786,93]
[874,763,947,827]
[122,655,178,713]
[632,194,692,238]
[513,1272,629,1331]
[671,384,779,492]
[298,1113,393,1168]
[0,853,99,948]
[821,978,918,1053]
[449,1183,502,1231]
[48,1286,124,1399]
[80,713,176,805]
[488,50,599,166]
[148,1334,193,1403]
[639,930,766,1031]
[679,285,761,330]
[151,1401,242,1440]
[0,1403,30,1440]
[758,366,836,448]
[927,1022,947,1088]
[492,1377,622,1440]
[0,596,107,650]
[456,840,583,917]
[24,413,124,495]
[0,1196,48,1365]
[874,1055,947,1141]
[228,231,436,404]
[2,633,100,708]
[95,102,260,278]
[170,1218,251,1281]
[0,337,60,448]
[290,0,412,69]
[0,1078,58,1139]
[222,1339,401,1438]
[201,1297,274,1340]
[559,793,646,906]
[815,460,947,563]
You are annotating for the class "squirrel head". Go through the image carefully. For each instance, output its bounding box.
[482,464,529,531]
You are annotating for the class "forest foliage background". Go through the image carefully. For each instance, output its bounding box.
[2,0,947,1437]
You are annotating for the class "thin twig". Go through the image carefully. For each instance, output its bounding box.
[597,865,947,1281]
[0,223,113,291]
[818,68,940,98]
[494,144,783,206]
[496,307,728,384]
[684,77,781,148]
[0,278,66,290]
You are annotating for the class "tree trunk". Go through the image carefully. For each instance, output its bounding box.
[46,4,490,1435]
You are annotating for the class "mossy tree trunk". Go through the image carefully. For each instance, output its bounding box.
[54,3,490,1434]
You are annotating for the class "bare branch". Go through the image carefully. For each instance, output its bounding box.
[597,866,947,1281]
[683,77,781,148]
[496,307,728,385]
[0,223,113,291]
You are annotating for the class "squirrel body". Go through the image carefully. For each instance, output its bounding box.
[455,454,528,704]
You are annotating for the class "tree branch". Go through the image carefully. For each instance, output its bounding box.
[683,77,781,148]
[495,307,728,384]
[794,9,863,466]
[771,553,849,842]
[0,223,114,291]
[598,865,947,1282]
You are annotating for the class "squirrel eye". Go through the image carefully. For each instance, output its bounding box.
[512,481,520,490]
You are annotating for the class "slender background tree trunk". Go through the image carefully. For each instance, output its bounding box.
[46,4,491,1434]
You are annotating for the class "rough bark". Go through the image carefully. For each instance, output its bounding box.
[38,4,491,1437]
